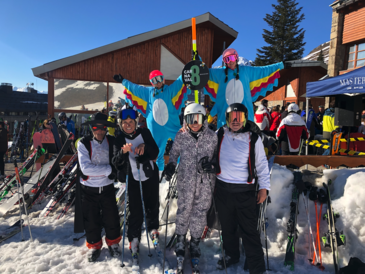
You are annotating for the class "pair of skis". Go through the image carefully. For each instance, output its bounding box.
[284,172,346,273]
[0,147,45,202]
[0,134,73,217]
[322,182,346,274]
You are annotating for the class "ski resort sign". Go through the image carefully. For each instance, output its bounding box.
[182,60,209,90]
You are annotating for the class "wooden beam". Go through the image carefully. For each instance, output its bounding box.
[48,77,54,118]
[272,155,365,168]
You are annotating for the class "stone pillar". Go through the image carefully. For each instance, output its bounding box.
[327,8,346,77]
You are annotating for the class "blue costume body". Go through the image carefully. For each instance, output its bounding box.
[204,62,284,128]
[122,76,190,170]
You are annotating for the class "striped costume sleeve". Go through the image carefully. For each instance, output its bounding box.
[122,79,150,117]
[249,62,284,102]
[169,76,190,111]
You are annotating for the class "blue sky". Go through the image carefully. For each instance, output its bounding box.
[0,0,333,93]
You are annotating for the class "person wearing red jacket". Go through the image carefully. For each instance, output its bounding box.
[270,106,281,133]
[254,105,270,131]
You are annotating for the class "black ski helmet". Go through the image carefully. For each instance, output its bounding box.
[58,112,66,121]
[226,103,248,129]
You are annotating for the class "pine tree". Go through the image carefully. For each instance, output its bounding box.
[255,0,306,66]
[317,49,324,62]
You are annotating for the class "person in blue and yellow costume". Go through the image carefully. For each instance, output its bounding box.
[113,71,190,170]
[204,48,284,128]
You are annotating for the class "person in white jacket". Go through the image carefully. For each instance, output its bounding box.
[215,103,270,274]
[77,112,121,262]
[276,103,309,155]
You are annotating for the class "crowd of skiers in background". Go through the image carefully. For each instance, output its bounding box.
[253,99,365,156]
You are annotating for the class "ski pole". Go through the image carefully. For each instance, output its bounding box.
[136,159,152,257]
[121,162,129,268]
[16,168,24,241]
[262,194,271,271]
[162,181,170,274]
[14,159,33,242]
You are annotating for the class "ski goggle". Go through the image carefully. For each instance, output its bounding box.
[150,75,164,85]
[92,125,107,131]
[226,111,246,124]
[185,114,204,125]
[121,108,137,120]
[223,55,238,64]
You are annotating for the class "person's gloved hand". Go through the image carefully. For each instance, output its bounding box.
[191,50,201,61]
[108,172,116,180]
[164,163,176,181]
[113,74,124,83]
[201,160,215,173]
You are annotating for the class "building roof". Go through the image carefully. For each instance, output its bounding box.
[330,0,361,10]
[284,60,328,70]
[32,12,238,77]
[0,91,48,112]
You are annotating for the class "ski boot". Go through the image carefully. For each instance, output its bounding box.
[216,254,239,270]
[87,248,101,262]
[175,234,186,274]
[108,243,122,258]
[129,238,140,264]
[190,237,201,274]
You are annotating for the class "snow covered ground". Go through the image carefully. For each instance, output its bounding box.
[1,165,365,273]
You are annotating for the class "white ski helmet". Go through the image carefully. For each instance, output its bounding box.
[184,103,206,116]
[184,103,206,125]
[288,103,299,113]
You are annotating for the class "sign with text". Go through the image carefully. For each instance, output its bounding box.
[182,60,209,90]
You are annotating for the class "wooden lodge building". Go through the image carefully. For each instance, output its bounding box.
[32,13,238,122]
[257,60,328,111]
[329,0,365,77]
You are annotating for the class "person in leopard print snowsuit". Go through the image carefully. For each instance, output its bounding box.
[165,103,217,270]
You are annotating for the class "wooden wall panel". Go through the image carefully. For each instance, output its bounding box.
[49,27,214,85]
[343,7,365,44]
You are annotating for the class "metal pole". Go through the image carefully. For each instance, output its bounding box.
[305,97,309,170]
[120,164,129,267]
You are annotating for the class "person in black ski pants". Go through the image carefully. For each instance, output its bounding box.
[112,106,160,260]
[0,121,8,179]
[215,103,270,274]
[77,112,121,262]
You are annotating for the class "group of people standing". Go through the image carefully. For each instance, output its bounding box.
[76,48,282,274]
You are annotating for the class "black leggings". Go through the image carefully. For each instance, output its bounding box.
[127,164,160,242]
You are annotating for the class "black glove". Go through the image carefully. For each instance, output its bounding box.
[201,160,215,173]
[108,172,116,180]
[113,74,124,83]
[191,50,201,61]
[164,163,176,181]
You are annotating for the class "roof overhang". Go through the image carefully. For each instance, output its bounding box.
[284,60,328,70]
[32,13,238,78]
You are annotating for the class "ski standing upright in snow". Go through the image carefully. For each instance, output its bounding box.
[322,181,346,274]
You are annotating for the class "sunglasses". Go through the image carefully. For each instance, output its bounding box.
[121,108,137,120]
[185,114,204,125]
[92,125,107,131]
[226,111,246,124]
[223,55,238,64]
[150,75,164,85]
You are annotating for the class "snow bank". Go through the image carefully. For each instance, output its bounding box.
[1,166,365,273]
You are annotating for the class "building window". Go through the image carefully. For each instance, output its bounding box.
[348,42,365,69]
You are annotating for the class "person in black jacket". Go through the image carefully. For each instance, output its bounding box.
[0,121,8,179]
[112,106,160,262]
